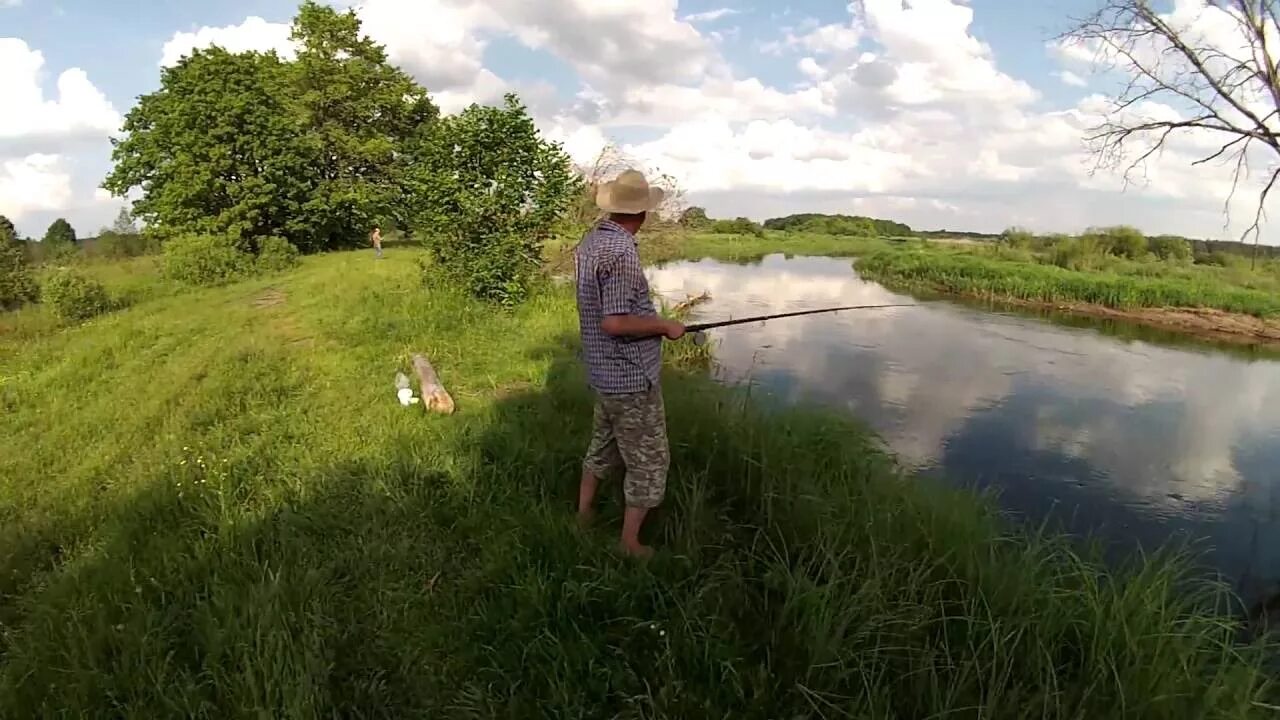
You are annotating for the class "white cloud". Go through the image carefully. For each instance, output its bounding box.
[1057,70,1087,87]
[1,0,22,7]
[159,16,296,67]
[684,8,738,24]
[0,39,120,141]
[0,154,73,222]
[0,40,118,232]
[127,0,1280,242]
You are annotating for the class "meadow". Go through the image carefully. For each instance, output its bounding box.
[1,247,1276,717]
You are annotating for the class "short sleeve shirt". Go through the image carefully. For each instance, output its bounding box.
[575,220,662,394]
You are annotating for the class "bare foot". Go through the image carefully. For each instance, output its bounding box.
[619,541,655,560]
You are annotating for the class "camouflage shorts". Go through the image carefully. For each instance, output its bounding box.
[583,384,670,509]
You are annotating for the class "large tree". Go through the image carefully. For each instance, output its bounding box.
[43,218,76,249]
[103,1,437,252]
[1066,1,1280,261]
[290,1,438,246]
[103,48,313,247]
[111,207,138,235]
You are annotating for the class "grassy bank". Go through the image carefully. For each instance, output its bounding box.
[859,246,1280,318]
[1,249,1275,717]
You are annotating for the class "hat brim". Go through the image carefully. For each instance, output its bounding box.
[596,185,665,214]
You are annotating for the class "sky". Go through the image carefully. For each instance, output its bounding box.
[3,0,1279,242]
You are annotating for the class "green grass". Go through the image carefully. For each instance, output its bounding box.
[859,246,1280,318]
[1,249,1275,717]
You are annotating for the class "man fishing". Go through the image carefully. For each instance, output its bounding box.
[575,169,684,558]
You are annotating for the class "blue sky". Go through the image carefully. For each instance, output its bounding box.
[2,0,1276,242]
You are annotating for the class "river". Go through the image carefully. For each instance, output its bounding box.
[649,254,1280,601]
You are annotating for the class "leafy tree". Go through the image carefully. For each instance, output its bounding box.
[1098,226,1146,260]
[103,2,437,253]
[111,208,138,235]
[42,219,77,261]
[763,213,912,237]
[410,94,580,304]
[289,1,438,248]
[43,218,76,247]
[709,217,765,237]
[103,48,311,247]
[679,207,710,229]
[1149,235,1192,263]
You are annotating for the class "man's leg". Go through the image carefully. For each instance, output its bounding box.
[580,394,621,524]
[620,506,652,559]
[615,385,670,558]
[578,467,601,520]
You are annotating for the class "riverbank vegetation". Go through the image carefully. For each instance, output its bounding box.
[2,249,1275,717]
[679,220,1280,343]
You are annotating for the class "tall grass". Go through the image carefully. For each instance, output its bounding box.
[0,249,1274,716]
[860,247,1280,317]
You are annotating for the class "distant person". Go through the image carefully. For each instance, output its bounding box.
[370,225,383,258]
[574,169,685,559]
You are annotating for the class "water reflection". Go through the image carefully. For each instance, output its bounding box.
[650,255,1280,593]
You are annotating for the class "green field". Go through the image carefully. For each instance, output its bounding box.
[1,248,1275,717]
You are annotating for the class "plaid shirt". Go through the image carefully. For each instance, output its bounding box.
[575,220,662,394]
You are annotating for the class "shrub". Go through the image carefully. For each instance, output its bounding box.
[1149,235,1193,263]
[162,234,253,286]
[42,270,112,322]
[1000,226,1035,249]
[255,236,300,272]
[0,240,39,310]
[1094,226,1147,259]
[709,217,765,237]
[410,95,581,305]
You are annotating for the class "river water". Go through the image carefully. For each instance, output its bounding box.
[649,254,1280,598]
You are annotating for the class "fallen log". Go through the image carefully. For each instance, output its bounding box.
[412,354,456,415]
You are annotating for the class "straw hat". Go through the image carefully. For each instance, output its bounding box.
[596,169,665,214]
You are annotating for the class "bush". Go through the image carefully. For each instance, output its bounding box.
[255,236,300,272]
[42,270,112,322]
[1094,226,1147,259]
[709,217,765,237]
[411,95,581,305]
[1000,226,1035,249]
[162,234,253,286]
[1,241,39,310]
[1149,235,1192,263]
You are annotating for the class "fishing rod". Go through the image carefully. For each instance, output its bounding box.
[684,304,917,333]
[677,303,917,345]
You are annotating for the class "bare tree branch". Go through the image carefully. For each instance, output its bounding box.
[1067,0,1280,259]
